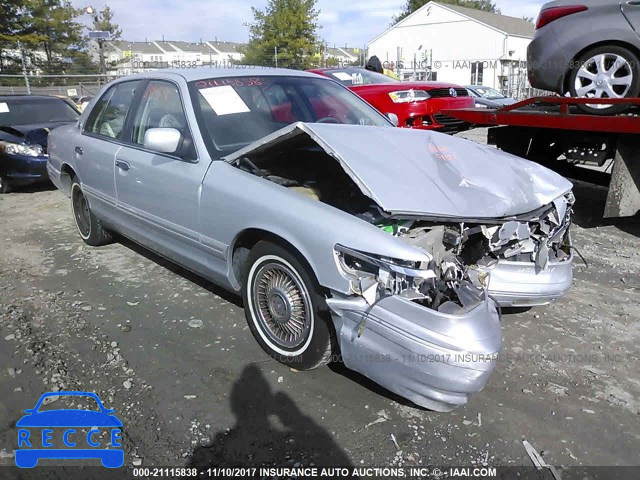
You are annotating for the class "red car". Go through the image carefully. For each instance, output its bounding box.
[308,67,475,132]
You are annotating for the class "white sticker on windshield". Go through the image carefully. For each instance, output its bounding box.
[0,102,9,113]
[332,72,353,82]
[199,85,250,116]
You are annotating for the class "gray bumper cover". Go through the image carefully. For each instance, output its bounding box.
[327,295,501,412]
[483,255,574,307]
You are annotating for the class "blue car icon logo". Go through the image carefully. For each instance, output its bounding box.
[15,391,123,468]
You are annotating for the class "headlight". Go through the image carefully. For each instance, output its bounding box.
[475,103,489,109]
[0,141,44,157]
[335,244,436,303]
[388,89,431,104]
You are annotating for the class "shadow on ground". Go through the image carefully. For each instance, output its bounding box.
[186,365,355,469]
[115,235,243,308]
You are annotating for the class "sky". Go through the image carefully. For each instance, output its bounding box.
[72,0,547,47]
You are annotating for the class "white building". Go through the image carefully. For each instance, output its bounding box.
[368,1,535,97]
[104,40,246,75]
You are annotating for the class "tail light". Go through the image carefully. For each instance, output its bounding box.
[536,5,588,29]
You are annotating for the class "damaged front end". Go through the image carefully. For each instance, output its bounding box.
[382,191,575,307]
[224,122,578,410]
[328,244,501,412]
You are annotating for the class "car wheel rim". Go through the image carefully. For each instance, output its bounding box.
[575,53,634,108]
[251,261,312,351]
[72,185,91,238]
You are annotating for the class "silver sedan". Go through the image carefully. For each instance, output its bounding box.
[47,68,573,411]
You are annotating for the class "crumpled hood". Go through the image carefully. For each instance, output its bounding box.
[224,123,573,219]
[0,121,72,149]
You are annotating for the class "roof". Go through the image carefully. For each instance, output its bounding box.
[370,1,535,44]
[165,41,207,53]
[440,3,535,37]
[107,41,164,55]
[208,41,244,54]
[0,95,68,101]
[111,66,320,82]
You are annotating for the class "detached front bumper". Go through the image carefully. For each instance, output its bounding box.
[327,294,501,412]
[482,255,574,307]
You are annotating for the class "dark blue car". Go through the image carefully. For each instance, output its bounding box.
[15,391,124,468]
[0,95,80,193]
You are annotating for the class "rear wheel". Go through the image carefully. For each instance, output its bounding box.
[568,45,640,115]
[70,178,113,246]
[242,241,334,370]
[0,176,11,194]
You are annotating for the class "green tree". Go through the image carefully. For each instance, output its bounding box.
[392,0,500,25]
[94,5,122,40]
[242,0,320,69]
[19,0,86,74]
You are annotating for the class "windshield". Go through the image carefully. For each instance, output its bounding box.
[473,87,506,100]
[0,97,80,126]
[190,75,392,157]
[323,68,399,86]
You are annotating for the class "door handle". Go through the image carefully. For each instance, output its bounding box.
[115,159,130,171]
[75,146,83,155]
[627,1,640,5]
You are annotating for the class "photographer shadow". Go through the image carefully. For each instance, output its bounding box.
[187,365,354,470]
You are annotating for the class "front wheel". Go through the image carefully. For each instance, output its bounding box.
[70,179,113,246]
[242,241,334,370]
[568,45,640,115]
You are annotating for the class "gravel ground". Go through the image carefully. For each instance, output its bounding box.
[0,128,639,477]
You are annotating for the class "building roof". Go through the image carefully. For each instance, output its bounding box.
[370,1,535,44]
[164,41,207,53]
[439,2,535,37]
[207,41,244,54]
[107,41,164,55]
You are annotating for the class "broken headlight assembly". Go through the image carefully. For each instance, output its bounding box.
[333,244,480,311]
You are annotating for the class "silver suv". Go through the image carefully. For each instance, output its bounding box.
[528,0,640,114]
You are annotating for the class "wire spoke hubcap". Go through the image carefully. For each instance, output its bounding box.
[575,53,634,108]
[252,262,312,350]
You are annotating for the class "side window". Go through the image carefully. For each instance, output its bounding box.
[85,81,141,139]
[131,81,189,147]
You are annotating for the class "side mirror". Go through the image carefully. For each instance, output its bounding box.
[386,113,399,126]
[143,127,182,154]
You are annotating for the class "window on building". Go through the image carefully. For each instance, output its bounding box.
[471,62,484,85]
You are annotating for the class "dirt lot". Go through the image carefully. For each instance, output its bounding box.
[0,129,639,478]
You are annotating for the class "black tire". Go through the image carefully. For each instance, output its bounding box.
[70,178,113,246]
[0,176,12,194]
[242,240,334,370]
[568,45,640,115]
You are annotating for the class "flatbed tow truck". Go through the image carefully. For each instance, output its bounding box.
[444,97,640,218]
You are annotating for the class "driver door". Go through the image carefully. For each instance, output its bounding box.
[114,79,210,269]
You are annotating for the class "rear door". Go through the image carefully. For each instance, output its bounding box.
[114,79,210,269]
[76,80,142,222]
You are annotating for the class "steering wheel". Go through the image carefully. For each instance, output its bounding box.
[316,116,340,124]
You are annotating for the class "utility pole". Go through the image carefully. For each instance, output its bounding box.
[18,41,31,95]
[274,46,278,68]
[85,6,109,83]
